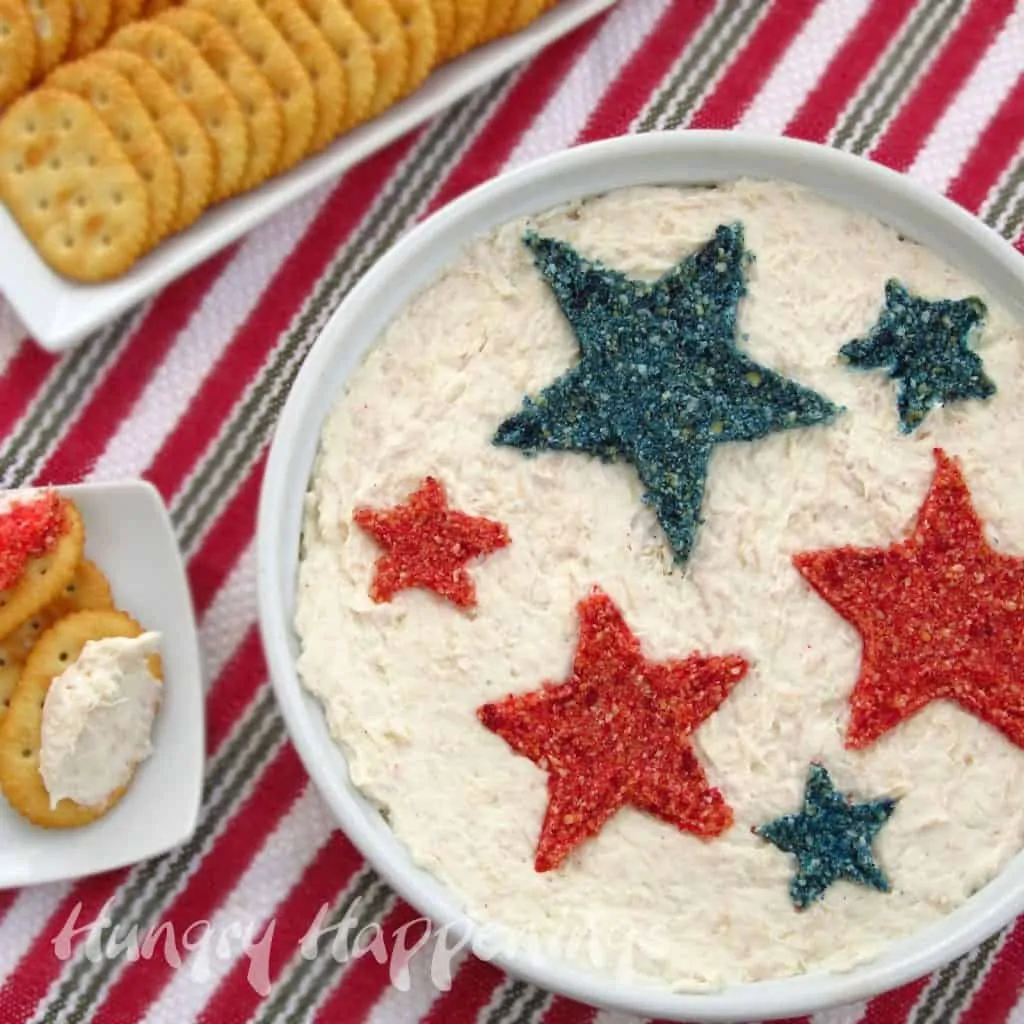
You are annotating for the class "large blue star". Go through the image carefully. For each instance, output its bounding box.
[754,763,897,910]
[493,224,840,563]
[840,280,994,433]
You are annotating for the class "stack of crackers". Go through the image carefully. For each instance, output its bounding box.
[0,0,557,282]
[0,493,161,828]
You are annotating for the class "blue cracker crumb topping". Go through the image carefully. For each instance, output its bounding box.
[493,224,840,564]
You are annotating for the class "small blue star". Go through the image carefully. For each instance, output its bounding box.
[840,280,994,433]
[754,763,897,911]
[493,225,840,564]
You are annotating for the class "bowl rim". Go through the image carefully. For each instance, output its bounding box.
[257,130,1024,1022]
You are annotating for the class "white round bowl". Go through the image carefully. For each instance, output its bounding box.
[257,132,1024,1021]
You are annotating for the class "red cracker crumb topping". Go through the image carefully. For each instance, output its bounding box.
[352,477,510,610]
[0,491,67,592]
[794,448,1024,750]
[478,588,748,871]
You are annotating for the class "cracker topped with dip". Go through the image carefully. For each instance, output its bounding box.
[0,489,164,828]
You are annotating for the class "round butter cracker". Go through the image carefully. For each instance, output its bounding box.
[299,0,374,130]
[0,496,83,640]
[0,559,114,719]
[159,7,283,192]
[0,609,161,829]
[107,20,249,201]
[346,0,406,117]
[107,0,141,31]
[254,0,345,154]
[427,0,452,60]
[92,47,215,232]
[188,0,315,173]
[391,0,435,97]
[48,58,180,246]
[0,90,150,280]
[27,0,71,78]
[447,0,484,57]
[0,0,36,107]
[66,0,112,58]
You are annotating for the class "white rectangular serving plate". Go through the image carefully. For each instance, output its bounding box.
[0,0,615,354]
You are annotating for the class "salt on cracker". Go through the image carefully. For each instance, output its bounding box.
[107,20,249,201]
[427,0,452,61]
[93,47,214,232]
[0,0,36,108]
[66,0,112,58]
[27,0,71,78]
[447,0,484,57]
[391,0,435,97]
[0,609,161,829]
[346,0,406,117]
[107,0,140,31]
[48,58,180,245]
[159,7,283,193]
[299,0,374,130]
[254,0,345,154]
[0,89,149,280]
[188,0,315,173]
[476,0,513,44]
[0,559,113,719]
[0,496,83,640]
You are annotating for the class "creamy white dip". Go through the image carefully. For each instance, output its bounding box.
[295,181,1024,988]
[40,631,162,809]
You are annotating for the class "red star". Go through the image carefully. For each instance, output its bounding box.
[353,477,509,609]
[478,588,748,871]
[794,448,1024,750]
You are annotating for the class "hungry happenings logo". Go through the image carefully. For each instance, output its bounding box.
[50,898,644,995]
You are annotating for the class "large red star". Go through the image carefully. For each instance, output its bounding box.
[794,448,1024,750]
[478,588,748,871]
[353,477,509,609]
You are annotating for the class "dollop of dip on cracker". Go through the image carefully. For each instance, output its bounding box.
[39,631,162,810]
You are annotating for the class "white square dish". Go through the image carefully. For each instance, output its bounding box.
[0,0,616,354]
[0,480,204,889]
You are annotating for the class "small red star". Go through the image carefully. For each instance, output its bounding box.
[478,588,748,871]
[353,477,510,609]
[794,448,1024,750]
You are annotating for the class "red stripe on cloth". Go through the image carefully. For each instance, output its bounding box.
[428,13,608,214]
[577,0,713,143]
[0,873,126,1024]
[196,830,364,1024]
[0,889,18,928]
[186,452,264,618]
[946,74,1024,212]
[0,344,57,447]
[862,975,930,1021]
[144,130,421,506]
[203,626,265,756]
[870,0,1019,170]
[541,995,598,1024]
[89,744,307,1024]
[421,955,506,1024]
[35,250,237,487]
[312,900,427,1023]
[688,0,819,129]
[785,0,918,142]
[956,922,1024,1024]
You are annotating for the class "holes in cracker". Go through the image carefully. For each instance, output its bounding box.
[20,749,31,759]
[279,88,291,102]
[24,118,37,135]
[208,116,221,130]
[48,157,62,171]
[179,80,193,97]
[58,651,68,662]
[96,90,111,107]
[101,233,112,247]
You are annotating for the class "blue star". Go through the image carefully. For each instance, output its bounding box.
[493,225,840,564]
[754,763,897,911]
[840,280,994,433]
